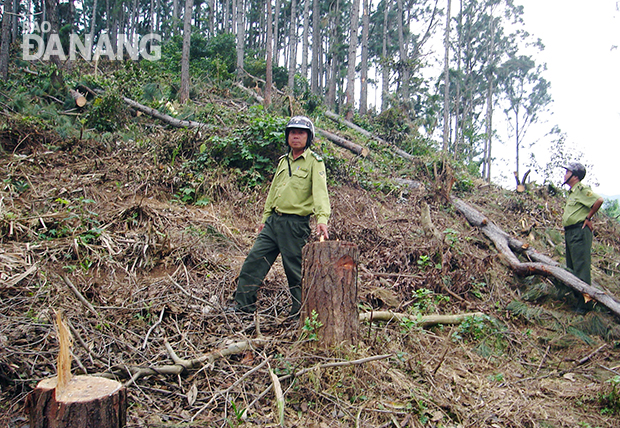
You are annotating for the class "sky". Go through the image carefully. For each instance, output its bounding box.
[503,0,620,197]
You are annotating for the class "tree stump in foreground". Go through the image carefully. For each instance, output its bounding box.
[25,375,127,428]
[300,241,360,347]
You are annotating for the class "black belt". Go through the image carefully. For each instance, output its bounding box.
[564,221,584,231]
[273,211,310,220]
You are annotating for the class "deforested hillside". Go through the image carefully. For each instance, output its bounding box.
[2,64,620,428]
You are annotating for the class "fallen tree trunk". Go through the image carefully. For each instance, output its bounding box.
[324,110,415,161]
[316,128,369,157]
[451,197,620,318]
[69,89,87,107]
[120,96,211,129]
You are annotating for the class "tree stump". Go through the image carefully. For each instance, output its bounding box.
[300,241,360,347]
[25,375,127,428]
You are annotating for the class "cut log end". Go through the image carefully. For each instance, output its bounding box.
[26,375,127,428]
[70,89,87,107]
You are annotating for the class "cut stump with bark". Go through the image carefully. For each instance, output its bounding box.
[25,375,127,428]
[300,241,360,347]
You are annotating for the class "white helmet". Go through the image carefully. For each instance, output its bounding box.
[285,116,314,148]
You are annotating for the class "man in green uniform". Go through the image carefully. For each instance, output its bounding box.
[230,116,331,318]
[562,162,604,309]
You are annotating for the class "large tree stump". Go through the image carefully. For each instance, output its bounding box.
[25,375,127,428]
[300,241,360,347]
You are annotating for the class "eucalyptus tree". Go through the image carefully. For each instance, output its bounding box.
[441,0,451,153]
[499,54,551,184]
[300,0,310,81]
[325,0,342,109]
[265,0,273,106]
[345,0,360,119]
[179,0,194,103]
[236,0,245,81]
[450,0,525,180]
[310,0,319,93]
[287,0,298,88]
[358,0,370,114]
[0,0,13,79]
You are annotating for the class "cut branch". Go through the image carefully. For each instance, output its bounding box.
[359,311,485,326]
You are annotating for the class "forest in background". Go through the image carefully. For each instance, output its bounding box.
[1,0,583,189]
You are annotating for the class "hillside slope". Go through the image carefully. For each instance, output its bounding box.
[2,100,620,428]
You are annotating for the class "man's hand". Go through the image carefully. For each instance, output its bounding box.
[317,223,329,240]
[257,223,265,233]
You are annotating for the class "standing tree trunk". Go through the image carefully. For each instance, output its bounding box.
[179,0,193,104]
[381,1,390,111]
[483,16,495,182]
[273,0,280,64]
[310,0,320,94]
[236,0,245,82]
[265,0,273,106]
[344,0,359,120]
[441,0,451,153]
[301,0,310,81]
[0,0,14,80]
[396,0,409,100]
[287,0,298,89]
[359,0,369,115]
[325,1,339,109]
[300,241,360,347]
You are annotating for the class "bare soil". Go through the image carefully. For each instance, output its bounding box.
[2,116,620,428]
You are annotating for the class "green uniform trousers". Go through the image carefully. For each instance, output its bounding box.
[565,222,593,285]
[235,213,311,315]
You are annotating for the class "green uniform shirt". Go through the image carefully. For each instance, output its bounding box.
[262,148,331,225]
[562,182,601,227]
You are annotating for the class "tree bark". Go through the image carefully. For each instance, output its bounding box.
[360,311,485,326]
[0,0,14,80]
[359,0,369,115]
[178,0,193,104]
[236,0,245,82]
[442,0,451,153]
[287,0,298,89]
[301,0,310,81]
[451,196,620,319]
[25,375,127,428]
[324,110,415,160]
[301,241,360,347]
[316,128,369,157]
[381,1,390,111]
[310,0,320,94]
[264,0,273,106]
[345,0,359,120]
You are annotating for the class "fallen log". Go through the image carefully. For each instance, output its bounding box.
[359,311,485,326]
[451,196,620,318]
[324,110,415,161]
[316,128,369,157]
[69,89,87,107]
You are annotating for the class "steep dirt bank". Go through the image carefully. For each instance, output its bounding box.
[2,122,620,427]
